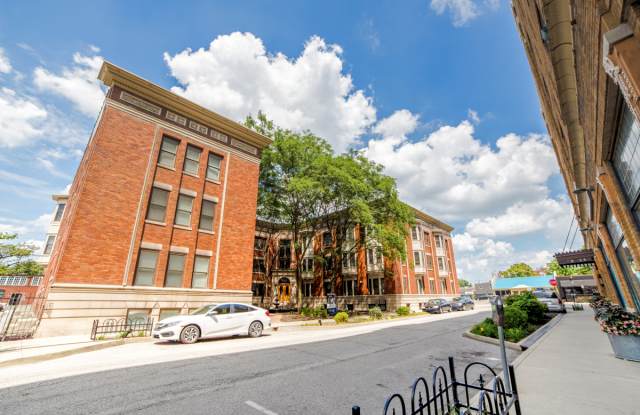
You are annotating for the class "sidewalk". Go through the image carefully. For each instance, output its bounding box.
[514,309,640,414]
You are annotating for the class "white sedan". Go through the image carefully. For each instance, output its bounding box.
[152,303,272,344]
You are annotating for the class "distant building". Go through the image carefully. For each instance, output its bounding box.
[472,282,493,300]
[492,276,554,296]
[512,1,640,311]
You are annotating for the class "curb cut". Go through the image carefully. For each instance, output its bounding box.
[462,313,565,352]
[0,336,153,368]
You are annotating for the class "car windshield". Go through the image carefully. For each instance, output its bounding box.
[533,291,556,299]
[453,297,461,301]
[426,300,440,306]
[191,304,216,315]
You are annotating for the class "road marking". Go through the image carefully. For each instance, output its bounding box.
[245,400,280,415]
[485,357,500,361]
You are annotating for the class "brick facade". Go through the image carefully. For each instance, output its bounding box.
[36,62,271,336]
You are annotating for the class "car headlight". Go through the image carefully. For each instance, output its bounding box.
[160,321,180,328]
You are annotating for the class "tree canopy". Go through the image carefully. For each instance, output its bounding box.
[245,112,412,306]
[545,258,592,276]
[0,233,44,275]
[499,262,536,278]
[458,278,472,287]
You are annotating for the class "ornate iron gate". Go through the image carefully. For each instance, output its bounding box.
[351,357,521,415]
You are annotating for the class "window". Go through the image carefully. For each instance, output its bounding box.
[158,136,179,168]
[199,200,216,231]
[213,304,231,314]
[343,279,356,296]
[165,253,185,287]
[253,258,266,273]
[411,226,420,241]
[174,194,194,227]
[252,282,265,297]
[43,235,55,255]
[146,187,169,222]
[368,276,384,295]
[254,237,267,251]
[278,240,291,269]
[607,209,640,310]
[192,256,209,288]
[437,257,447,272]
[413,251,423,267]
[0,289,4,299]
[424,233,431,247]
[440,278,448,293]
[323,280,332,295]
[8,293,22,305]
[233,304,250,313]
[435,235,443,249]
[322,232,332,248]
[54,203,66,222]
[302,257,314,273]
[183,145,202,175]
[426,254,433,270]
[206,153,222,181]
[303,282,313,297]
[416,276,425,294]
[403,276,409,294]
[127,309,150,324]
[342,252,357,269]
[31,276,43,286]
[159,309,180,321]
[134,249,158,286]
[429,278,436,293]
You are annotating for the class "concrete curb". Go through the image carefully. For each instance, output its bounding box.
[0,336,153,368]
[462,313,565,352]
[512,313,565,368]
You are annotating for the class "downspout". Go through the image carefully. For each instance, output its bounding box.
[543,0,591,245]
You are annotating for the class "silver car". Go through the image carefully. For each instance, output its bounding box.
[533,290,566,313]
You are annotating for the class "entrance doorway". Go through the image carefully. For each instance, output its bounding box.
[277,277,291,305]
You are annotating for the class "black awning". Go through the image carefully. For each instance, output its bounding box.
[555,249,595,266]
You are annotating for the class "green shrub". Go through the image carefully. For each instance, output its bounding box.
[315,307,329,319]
[471,318,498,339]
[504,306,528,329]
[301,306,312,317]
[505,327,528,342]
[505,292,548,324]
[369,306,383,320]
[334,311,349,324]
[396,306,410,316]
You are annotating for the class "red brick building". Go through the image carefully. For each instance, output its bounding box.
[36,62,271,336]
[252,207,460,312]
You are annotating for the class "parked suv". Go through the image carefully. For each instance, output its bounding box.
[533,290,566,313]
[451,297,475,311]
[423,298,452,314]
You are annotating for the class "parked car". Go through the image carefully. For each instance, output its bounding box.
[152,303,272,344]
[423,299,452,314]
[533,290,566,313]
[451,297,475,311]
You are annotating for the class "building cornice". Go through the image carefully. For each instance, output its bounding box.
[98,61,272,151]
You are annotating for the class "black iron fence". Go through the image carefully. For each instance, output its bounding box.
[90,318,155,340]
[351,357,521,415]
[0,295,47,341]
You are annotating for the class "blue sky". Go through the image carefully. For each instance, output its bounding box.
[0,1,573,281]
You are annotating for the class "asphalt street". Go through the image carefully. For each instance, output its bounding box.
[0,312,518,415]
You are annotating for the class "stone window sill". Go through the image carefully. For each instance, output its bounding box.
[173,224,192,231]
[183,171,199,179]
[145,220,166,226]
[157,163,176,172]
[198,229,215,235]
[205,178,221,185]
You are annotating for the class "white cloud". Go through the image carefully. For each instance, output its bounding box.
[0,87,47,147]
[0,213,51,237]
[467,108,480,124]
[0,48,12,74]
[33,52,105,117]
[164,32,377,152]
[465,198,572,238]
[430,0,500,26]
[365,112,559,222]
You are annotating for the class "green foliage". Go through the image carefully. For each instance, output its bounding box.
[368,306,383,320]
[504,306,528,329]
[471,318,499,339]
[500,262,536,278]
[505,327,528,342]
[458,278,471,288]
[396,306,410,316]
[334,311,349,324]
[546,258,592,276]
[301,306,328,319]
[505,292,548,324]
[0,233,44,276]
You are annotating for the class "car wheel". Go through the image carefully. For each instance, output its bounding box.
[180,325,200,344]
[248,321,263,338]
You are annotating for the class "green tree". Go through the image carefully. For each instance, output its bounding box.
[458,278,471,288]
[0,233,44,275]
[545,258,592,276]
[500,262,536,278]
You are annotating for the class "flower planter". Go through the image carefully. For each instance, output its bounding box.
[607,334,640,362]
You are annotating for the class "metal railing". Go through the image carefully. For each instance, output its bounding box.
[351,357,521,415]
[90,318,155,340]
[0,295,46,341]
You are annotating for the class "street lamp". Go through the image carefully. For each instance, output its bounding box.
[492,295,512,393]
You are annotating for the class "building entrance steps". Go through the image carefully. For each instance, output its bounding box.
[514,308,640,414]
